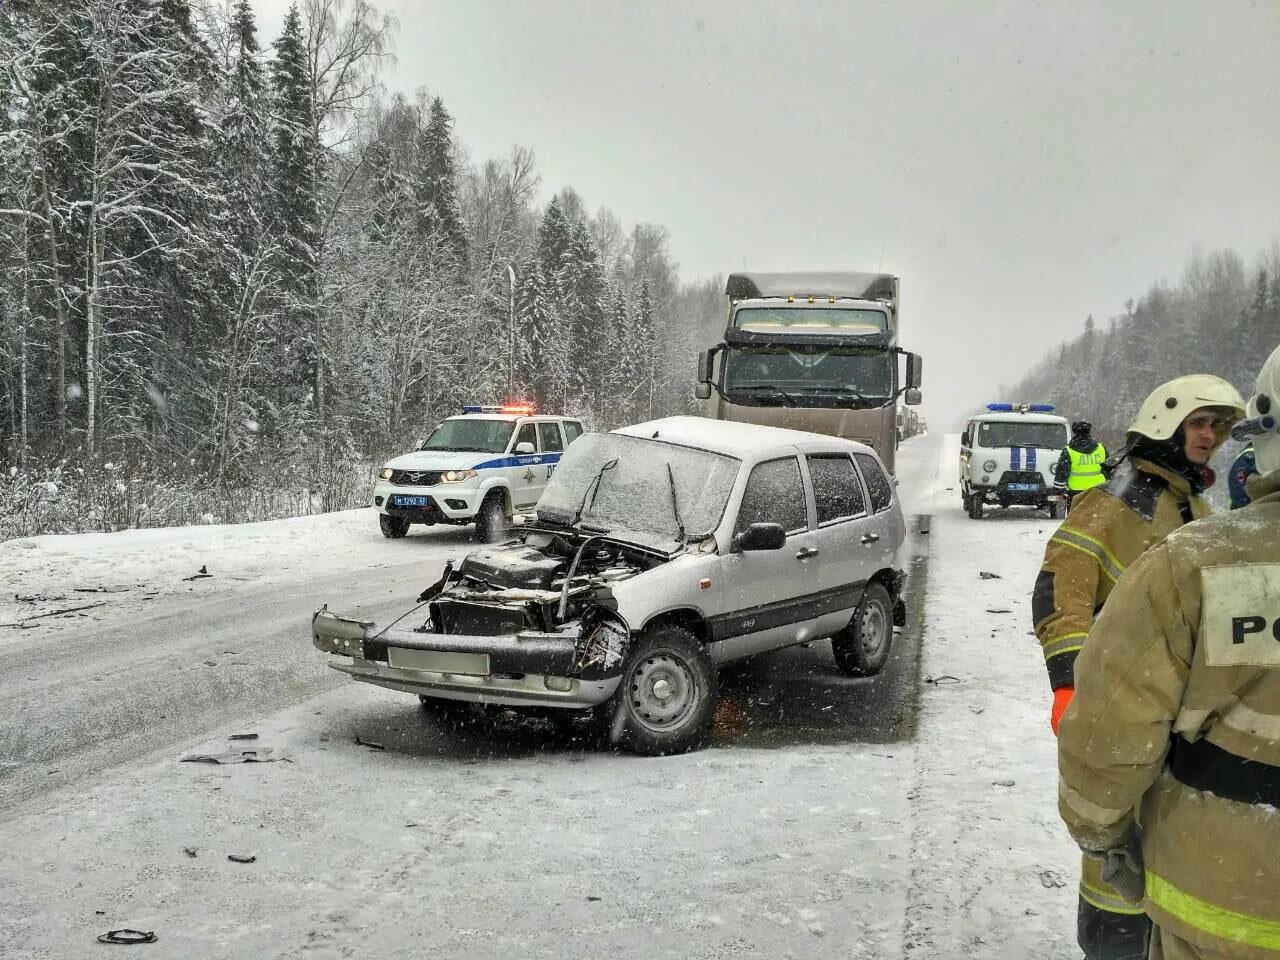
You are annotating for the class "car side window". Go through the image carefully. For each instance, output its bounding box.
[807,454,865,524]
[854,453,894,513]
[563,421,583,445]
[736,457,807,535]
[512,423,537,452]
[537,421,564,452]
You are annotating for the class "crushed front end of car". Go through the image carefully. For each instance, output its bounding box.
[312,530,673,710]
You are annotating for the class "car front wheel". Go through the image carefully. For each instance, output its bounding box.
[832,582,894,677]
[596,624,717,756]
[475,494,509,544]
[379,514,410,538]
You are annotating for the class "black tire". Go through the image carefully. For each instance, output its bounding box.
[832,582,894,677]
[596,624,717,756]
[475,494,510,544]
[379,513,410,538]
[967,493,984,520]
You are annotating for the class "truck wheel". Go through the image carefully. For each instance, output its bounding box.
[832,583,894,677]
[967,493,984,520]
[475,494,510,544]
[379,514,410,539]
[595,624,717,756]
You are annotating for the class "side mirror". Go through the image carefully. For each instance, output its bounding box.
[515,441,535,455]
[904,387,922,406]
[961,430,971,447]
[696,349,713,384]
[733,522,786,552]
[694,382,712,400]
[906,352,923,389]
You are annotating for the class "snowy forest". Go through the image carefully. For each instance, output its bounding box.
[0,0,725,538]
[1005,245,1277,462]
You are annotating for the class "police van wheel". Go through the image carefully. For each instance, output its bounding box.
[832,583,894,677]
[1048,500,1064,520]
[475,495,510,544]
[966,494,984,520]
[379,514,410,539]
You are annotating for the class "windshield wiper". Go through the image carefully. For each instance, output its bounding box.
[665,461,686,544]
[731,384,796,407]
[804,385,876,407]
[572,457,619,525]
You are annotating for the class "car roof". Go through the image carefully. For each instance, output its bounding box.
[971,413,1069,425]
[613,415,876,460]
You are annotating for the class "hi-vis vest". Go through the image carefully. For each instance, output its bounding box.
[1066,444,1107,491]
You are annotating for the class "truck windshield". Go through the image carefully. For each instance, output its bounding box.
[976,422,1067,449]
[733,306,887,334]
[723,345,893,406]
[420,418,515,453]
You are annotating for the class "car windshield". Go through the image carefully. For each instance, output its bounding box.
[724,345,893,404]
[420,418,515,453]
[537,433,739,541]
[977,421,1068,449]
[732,306,888,334]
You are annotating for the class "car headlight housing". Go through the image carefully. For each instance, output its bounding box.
[379,468,393,480]
[983,459,998,473]
[442,469,478,483]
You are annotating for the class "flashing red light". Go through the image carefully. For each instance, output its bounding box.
[500,404,534,416]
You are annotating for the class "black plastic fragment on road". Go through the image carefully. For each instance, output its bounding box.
[97,928,157,944]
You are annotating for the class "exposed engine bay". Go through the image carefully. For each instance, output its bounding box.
[416,530,671,679]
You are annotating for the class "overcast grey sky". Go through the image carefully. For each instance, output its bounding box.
[258,0,1280,426]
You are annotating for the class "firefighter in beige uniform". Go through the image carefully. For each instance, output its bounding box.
[1058,345,1280,959]
[1033,375,1246,960]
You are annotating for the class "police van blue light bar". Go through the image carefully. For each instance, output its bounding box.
[987,402,1056,413]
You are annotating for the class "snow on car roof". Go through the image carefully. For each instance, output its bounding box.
[970,413,1068,425]
[613,415,872,460]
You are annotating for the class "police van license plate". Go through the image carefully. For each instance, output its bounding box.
[392,495,433,507]
[1007,483,1039,492]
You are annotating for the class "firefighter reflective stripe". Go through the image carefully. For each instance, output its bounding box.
[1080,880,1146,916]
[1066,445,1108,491]
[1146,871,1280,950]
[1049,526,1127,583]
[1043,632,1087,660]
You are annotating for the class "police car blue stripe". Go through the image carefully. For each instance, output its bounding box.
[1011,447,1021,470]
[1028,447,1037,471]
[472,452,564,471]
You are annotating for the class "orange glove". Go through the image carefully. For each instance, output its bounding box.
[1051,686,1075,736]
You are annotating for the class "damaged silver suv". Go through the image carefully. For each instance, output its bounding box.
[312,416,908,755]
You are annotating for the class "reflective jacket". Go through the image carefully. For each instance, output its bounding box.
[1053,437,1106,490]
[1058,472,1280,959]
[1033,457,1211,690]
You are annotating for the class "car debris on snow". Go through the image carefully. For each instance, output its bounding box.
[227,854,256,864]
[978,571,1001,579]
[181,565,212,581]
[97,929,157,944]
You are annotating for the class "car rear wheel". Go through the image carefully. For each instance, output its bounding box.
[595,624,717,756]
[379,514,410,538]
[475,494,510,544]
[832,582,894,677]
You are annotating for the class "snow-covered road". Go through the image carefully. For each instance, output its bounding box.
[0,436,1080,959]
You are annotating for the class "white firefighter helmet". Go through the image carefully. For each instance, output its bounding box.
[1245,344,1280,474]
[1126,374,1246,446]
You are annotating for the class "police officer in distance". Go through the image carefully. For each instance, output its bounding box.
[1058,343,1280,960]
[1227,443,1257,510]
[1054,420,1109,509]
[1032,374,1246,960]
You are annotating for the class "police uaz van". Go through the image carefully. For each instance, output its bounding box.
[959,403,1070,520]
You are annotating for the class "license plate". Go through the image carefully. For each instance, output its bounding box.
[388,648,491,676]
[1008,483,1039,492]
[392,495,433,507]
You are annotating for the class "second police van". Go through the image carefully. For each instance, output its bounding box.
[959,403,1070,520]
[373,405,584,542]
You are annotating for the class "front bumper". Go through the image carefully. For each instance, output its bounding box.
[372,480,482,521]
[973,472,1061,506]
[311,609,620,709]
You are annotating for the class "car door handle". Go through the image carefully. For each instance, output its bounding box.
[795,546,820,560]
[860,533,880,545]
